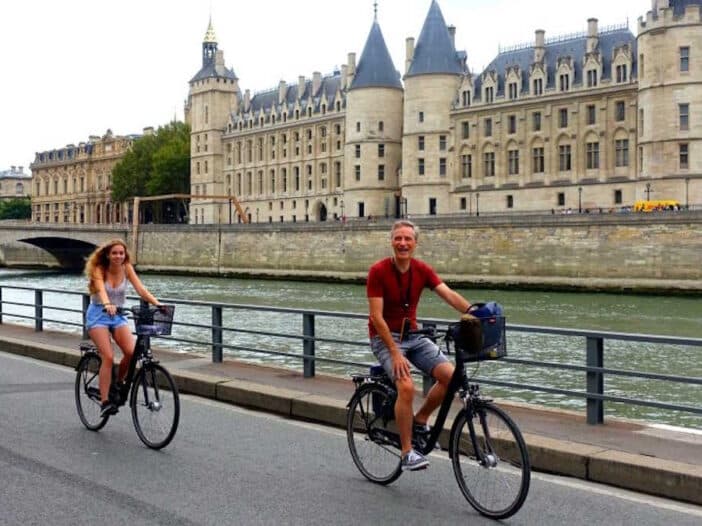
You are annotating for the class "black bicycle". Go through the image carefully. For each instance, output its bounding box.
[74,304,180,450]
[346,314,530,520]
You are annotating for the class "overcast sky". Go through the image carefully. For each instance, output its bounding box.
[0,0,650,174]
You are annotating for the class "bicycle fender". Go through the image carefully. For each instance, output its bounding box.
[447,408,469,460]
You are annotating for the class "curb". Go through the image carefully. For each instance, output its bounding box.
[1,337,700,506]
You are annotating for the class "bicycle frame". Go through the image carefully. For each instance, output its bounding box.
[354,332,496,462]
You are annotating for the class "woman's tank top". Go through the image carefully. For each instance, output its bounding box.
[91,273,127,306]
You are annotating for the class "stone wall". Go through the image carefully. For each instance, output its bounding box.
[134,213,702,283]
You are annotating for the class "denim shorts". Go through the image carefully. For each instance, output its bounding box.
[370,333,449,382]
[85,303,129,331]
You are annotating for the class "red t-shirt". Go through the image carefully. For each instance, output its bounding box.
[366,257,442,338]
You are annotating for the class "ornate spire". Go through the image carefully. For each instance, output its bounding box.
[374,1,378,22]
[204,16,217,43]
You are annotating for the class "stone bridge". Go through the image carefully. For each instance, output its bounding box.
[0,222,129,269]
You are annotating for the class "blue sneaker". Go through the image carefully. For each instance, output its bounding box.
[401,449,429,471]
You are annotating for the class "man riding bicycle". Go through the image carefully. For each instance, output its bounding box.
[367,220,472,471]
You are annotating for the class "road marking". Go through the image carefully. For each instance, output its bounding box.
[529,471,702,517]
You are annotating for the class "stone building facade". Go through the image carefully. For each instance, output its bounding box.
[185,0,702,223]
[29,129,141,224]
[0,166,31,201]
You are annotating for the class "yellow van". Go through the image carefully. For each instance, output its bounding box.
[633,200,681,212]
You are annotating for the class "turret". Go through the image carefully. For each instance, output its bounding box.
[402,0,465,216]
[187,18,240,224]
[343,7,403,219]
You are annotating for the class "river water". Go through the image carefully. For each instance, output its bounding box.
[0,269,700,429]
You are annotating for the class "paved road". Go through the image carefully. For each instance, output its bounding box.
[1,350,700,526]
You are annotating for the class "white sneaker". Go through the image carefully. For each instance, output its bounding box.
[401,449,429,471]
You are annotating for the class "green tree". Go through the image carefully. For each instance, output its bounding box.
[147,122,191,196]
[0,198,31,219]
[111,121,190,202]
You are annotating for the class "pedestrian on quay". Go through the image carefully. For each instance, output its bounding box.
[84,239,162,417]
[366,220,472,471]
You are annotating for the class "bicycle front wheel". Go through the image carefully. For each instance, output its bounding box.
[346,383,402,485]
[75,354,108,431]
[130,363,180,449]
[450,402,530,519]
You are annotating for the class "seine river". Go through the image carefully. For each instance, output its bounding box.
[0,268,700,429]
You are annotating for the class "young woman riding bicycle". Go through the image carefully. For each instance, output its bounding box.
[84,239,162,417]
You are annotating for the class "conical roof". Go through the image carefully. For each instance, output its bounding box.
[203,18,217,43]
[406,0,463,77]
[350,20,402,90]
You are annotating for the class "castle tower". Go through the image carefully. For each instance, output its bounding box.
[402,0,465,216]
[186,19,240,224]
[343,7,403,219]
[637,0,702,206]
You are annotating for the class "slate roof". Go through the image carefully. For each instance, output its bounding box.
[473,28,636,101]
[190,58,238,84]
[406,0,465,77]
[350,21,402,90]
[239,73,345,119]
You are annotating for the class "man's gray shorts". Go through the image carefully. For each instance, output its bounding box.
[370,333,449,382]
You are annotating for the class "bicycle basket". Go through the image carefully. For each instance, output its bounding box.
[448,302,506,362]
[131,305,175,336]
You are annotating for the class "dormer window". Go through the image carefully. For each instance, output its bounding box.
[559,74,570,92]
[532,78,543,95]
[508,82,518,100]
[587,69,598,87]
[461,90,471,107]
[484,86,494,103]
[616,64,628,83]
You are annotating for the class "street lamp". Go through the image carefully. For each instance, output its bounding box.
[578,186,582,214]
[256,208,260,223]
[340,199,345,220]
[645,182,653,201]
[476,192,480,217]
[685,177,690,209]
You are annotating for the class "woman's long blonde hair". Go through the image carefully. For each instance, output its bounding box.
[85,239,131,294]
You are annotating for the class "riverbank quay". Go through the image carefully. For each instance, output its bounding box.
[1,323,700,505]
[136,266,702,296]
[2,212,702,293]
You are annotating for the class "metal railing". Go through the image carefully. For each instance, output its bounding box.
[0,285,700,426]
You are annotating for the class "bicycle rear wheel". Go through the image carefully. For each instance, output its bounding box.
[130,363,180,449]
[75,354,108,431]
[450,402,530,519]
[346,382,402,485]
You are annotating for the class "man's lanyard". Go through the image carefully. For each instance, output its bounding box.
[392,259,412,312]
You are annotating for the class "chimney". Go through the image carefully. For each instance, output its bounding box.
[278,80,287,104]
[18,166,23,174]
[298,76,306,99]
[447,25,456,49]
[341,64,348,88]
[534,30,545,63]
[346,52,356,88]
[244,89,251,111]
[405,37,415,74]
[11,165,16,172]
[312,71,322,96]
[587,18,599,53]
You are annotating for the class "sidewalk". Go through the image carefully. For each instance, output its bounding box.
[1,323,700,505]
